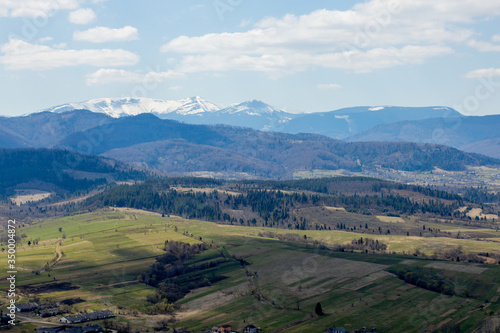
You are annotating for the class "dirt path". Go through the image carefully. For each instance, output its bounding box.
[270,314,317,333]
[43,240,64,272]
[53,240,63,266]
[17,314,61,326]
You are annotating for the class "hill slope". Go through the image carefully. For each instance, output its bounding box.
[0,110,113,147]
[57,114,226,154]
[54,114,499,178]
[0,148,145,197]
[283,106,462,139]
[348,114,500,158]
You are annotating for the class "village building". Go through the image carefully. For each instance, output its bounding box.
[243,325,258,333]
[323,327,347,333]
[38,308,63,317]
[58,311,114,324]
[16,302,39,312]
[0,316,11,325]
[212,325,233,333]
[37,325,102,333]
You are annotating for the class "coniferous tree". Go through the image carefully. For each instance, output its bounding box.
[315,302,324,316]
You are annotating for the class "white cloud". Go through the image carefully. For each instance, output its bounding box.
[467,39,500,52]
[68,8,96,25]
[74,26,139,43]
[318,83,342,90]
[463,68,500,78]
[239,19,252,28]
[52,42,67,49]
[0,0,79,18]
[160,0,500,75]
[493,35,500,43]
[38,36,53,43]
[85,68,184,85]
[169,85,183,91]
[0,39,139,70]
[172,45,453,75]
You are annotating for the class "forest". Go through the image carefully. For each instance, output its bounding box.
[85,176,496,238]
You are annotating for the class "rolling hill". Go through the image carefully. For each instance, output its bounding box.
[348,114,500,158]
[54,114,500,178]
[0,110,112,148]
[0,148,145,197]
[282,106,462,139]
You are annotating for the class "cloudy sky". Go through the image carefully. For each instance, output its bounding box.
[1,0,500,116]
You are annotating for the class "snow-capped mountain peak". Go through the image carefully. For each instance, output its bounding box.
[40,96,224,118]
[221,100,286,115]
[35,97,462,139]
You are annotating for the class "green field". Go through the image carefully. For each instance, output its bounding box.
[2,209,500,332]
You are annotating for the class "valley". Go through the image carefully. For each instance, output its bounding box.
[1,207,500,332]
[2,0,500,331]
[1,175,500,332]
[1,101,500,332]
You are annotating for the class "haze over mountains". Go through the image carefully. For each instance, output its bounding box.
[348,115,500,159]
[33,96,500,159]
[0,96,498,181]
[1,107,499,181]
[39,97,460,137]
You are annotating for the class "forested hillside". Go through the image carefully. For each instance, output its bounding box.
[0,148,146,197]
[86,177,497,239]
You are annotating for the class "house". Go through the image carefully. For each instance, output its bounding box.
[323,328,346,333]
[59,310,114,324]
[39,309,63,317]
[1,316,11,325]
[38,327,82,333]
[16,302,39,312]
[38,302,60,310]
[217,325,232,333]
[243,325,258,333]
[37,325,102,333]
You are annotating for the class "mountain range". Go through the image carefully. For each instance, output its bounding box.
[0,148,145,197]
[348,115,500,159]
[0,96,498,183]
[38,97,460,137]
[0,109,498,181]
[40,97,292,132]
[33,96,500,158]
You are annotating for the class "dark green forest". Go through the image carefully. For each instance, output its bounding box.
[85,177,492,238]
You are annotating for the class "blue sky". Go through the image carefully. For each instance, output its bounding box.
[1,0,500,116]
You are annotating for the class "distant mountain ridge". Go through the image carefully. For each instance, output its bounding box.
[349,115,500,159]
[0,110,112,148]
[0,109,498,180]
[281,106,462,138]
[36,97,461,137]
[0,148,145,197]
[41,96,224,117]
[54,113,499,179]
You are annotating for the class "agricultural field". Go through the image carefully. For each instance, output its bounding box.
[10,190,53,206]
[293,166,500,193]
[2,209,500,332]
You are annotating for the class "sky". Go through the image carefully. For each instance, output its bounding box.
[1,0,500,117]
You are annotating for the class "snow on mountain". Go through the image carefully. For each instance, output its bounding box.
[41,96,224,118]
[221,100,286,115]
[37,98,463,139]
[39,97,294,131]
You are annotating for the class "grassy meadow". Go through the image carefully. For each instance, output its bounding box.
[1,208,500,332]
